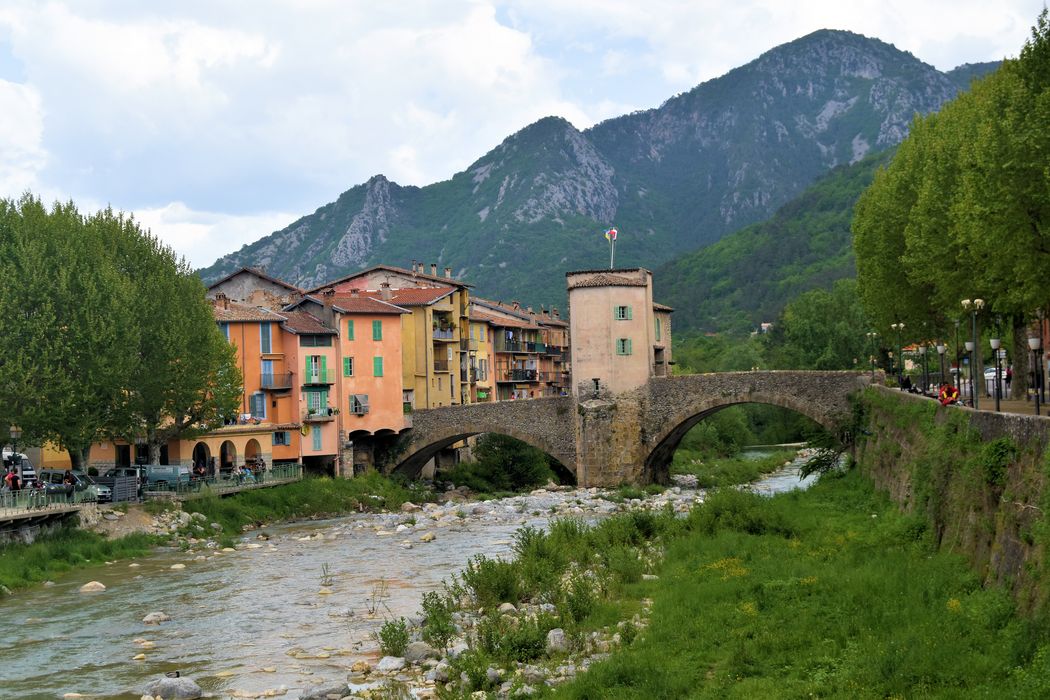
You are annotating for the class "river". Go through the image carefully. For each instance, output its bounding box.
[0,454,812,700]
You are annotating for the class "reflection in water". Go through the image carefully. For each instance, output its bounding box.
[0,464,811,699]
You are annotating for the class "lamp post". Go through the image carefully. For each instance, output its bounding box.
[990,337,1002,412]
[962,299,984,410]
[866,332,878,380]
[919,344,928,396]
[9,424,21,460]
[937,343,946,387]
[954,320,961,390]
[965,340,975,406]
[1029,336,1042,416]
[891,322,904,382]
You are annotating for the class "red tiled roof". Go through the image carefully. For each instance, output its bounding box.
[567,272,647,289]
[470,309,538,329]
[353,287,456,307]
[279,309,335,335]
[653,302,675,312]
[327,294,408,315]
[212,300,286,323]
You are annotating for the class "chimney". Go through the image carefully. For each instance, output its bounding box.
[552,306,559,318]
[350,288,359,297]
[215,292,229,310]
[512,300,520,310]
[380,282,392,300]
[444,267,452,279]
[527,306,533,315]
[430,263,438,276]
[411,259,418,274]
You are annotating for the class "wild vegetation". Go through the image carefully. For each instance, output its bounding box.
[442,434,562,496]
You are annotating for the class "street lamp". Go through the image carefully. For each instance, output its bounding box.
[962,299,984,409]
[1029,336,1042,416]
[919,344,928,396]
[891,322,905,383]
[9,424,21,459]
[965,340,976,407]
[990,337,1002,412]
[866,332,878,380]
[937,343,946,387]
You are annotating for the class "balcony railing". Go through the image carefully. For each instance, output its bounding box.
[434,359,450,373]
[460,368,479,383]
[496,368,539,382]
[303,407,336,422]
[302,369,335,385]
[433,328,456,340]
[494,339,546,354]
[260,372,293,390]
[460,338,479,352]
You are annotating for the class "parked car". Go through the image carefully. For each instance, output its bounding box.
[37,469,111,502]
[145,464,192,489]
[100,466,145,499]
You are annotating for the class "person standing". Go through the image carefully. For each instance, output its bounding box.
[62,469,75,502]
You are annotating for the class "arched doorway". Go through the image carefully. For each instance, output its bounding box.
[192,442,212,477]
[220,440,237,477]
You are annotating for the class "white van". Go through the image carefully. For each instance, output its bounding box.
[2,450,37,484]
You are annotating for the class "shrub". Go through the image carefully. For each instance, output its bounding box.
[560,572,599,624]
[459,554,520,609]
[981,437,1017,488]
[687,488,795,537]
[605,545,644,585]
[377,617,409,657]
[444,434,557,493]
[420,591,457,650]
[473,611,557,663]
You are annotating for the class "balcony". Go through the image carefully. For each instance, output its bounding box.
[495,339,545,354]
[302,369,335,386]
[303,407,336,422]
[432,327,457,341]
[496,368,539,382]
[461,368,479,383]
[460,338,479,352]
[260,372,293,390]
[433,359,450,373]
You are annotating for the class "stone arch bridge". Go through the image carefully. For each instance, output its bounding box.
[382,371,875,486]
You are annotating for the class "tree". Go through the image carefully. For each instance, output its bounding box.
[764,279,869,370]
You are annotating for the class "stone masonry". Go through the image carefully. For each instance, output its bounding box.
[381,371,874,486]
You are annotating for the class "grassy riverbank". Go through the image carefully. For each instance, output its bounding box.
[671,449,797,488]
[552,469,1050,698]
[424,468,1050,697]
[0,526,157,595]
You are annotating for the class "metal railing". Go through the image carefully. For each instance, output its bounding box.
[494,339,545,354]
[460,338,479,351]
[144,463,303,497]
[434,359,450,372]
[261,372,293,390]
[432,328,456,340]
[302,369,336,385]
[303,407,336,422]
[0,487,97,512]
[496,368,538,382]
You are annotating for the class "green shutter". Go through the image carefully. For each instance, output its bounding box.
[373,356,384,377]
[627,338,633,355]
[627,306,633,320]
[373,319,382,340]
[320,355,328,380]
[343,357,352,377]
[655,318,661,341]
[305,357,310,376]
[347,319,354,340]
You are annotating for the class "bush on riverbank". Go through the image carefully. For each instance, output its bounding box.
[671,449,796,488]
[181,471,433,535]
[0,523,157,595]
[443,434,560,495]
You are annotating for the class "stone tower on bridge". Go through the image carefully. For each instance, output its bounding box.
[566,268,673,397]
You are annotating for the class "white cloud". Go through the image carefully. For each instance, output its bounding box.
[0,79,45,194]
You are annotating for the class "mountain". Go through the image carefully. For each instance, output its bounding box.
[653,149,892,335]
[199,30,998,307]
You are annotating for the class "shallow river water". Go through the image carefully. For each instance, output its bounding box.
[0,457,813,700]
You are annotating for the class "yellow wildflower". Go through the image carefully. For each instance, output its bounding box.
[946,598,962,613]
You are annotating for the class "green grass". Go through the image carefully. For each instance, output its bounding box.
[550,469,1049,698]
[182,472,432,535]
[0,523,158,594]
[671,449,797,488]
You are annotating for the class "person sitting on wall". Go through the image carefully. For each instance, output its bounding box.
[939,382,959,406]
[900,375,914,392]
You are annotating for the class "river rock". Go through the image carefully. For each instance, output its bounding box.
[426,661,450,683]
[546,628,569,654]
[376,656,406,673]
[497,602,517,615]
[403,641,440,663]
[170,564,186,570]
[142,676,203,700]
[350,660,371,673]
[79,581,106,593]
[298,684,349,700]
[142,611,171,624]
[400,501,421,512]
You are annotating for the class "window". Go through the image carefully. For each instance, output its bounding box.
[616,338,633,355]
[305,355,328,381]
[343,357,354,377]
[260,322,272,353]
[346,319,354,340]
[300,334,332,347]
[312,425,322,451]
[614,305,633,320]
[655,318,662,341]
[305,389,328,413]
[249,392,266,419]
[272,431,290,446]
[373,356,384,377]
[218,322,230,340]
[480,325,486,341]
[372,319,383,340]
[350,394,370,414]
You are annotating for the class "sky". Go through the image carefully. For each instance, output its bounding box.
[0,0,1043,269]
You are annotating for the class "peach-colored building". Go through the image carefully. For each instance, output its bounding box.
[566,268,673,396]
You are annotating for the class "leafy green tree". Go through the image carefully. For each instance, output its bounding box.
[764,279,869,370]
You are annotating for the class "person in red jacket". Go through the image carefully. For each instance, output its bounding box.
[939,382,959,406]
